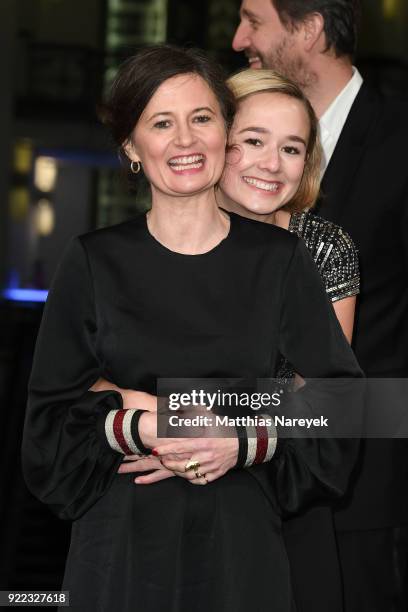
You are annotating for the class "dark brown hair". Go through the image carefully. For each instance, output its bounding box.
[272,0,361,59]
[99,45,236,154]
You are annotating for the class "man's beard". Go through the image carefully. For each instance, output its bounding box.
[261,38,317,92]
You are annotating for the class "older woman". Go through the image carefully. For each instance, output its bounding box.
[104,68,361,612]
[103,70,359,479]
[23,46,362,612]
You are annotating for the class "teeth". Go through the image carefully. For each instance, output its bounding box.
[248,56,260,64]
[171,162,203,171]
[243,177,280,192]
[169,155,204,165]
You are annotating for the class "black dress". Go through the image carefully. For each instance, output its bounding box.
[22,212,362,612]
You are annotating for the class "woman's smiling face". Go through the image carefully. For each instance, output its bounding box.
[125,73,227,199]
[219,91,310,215]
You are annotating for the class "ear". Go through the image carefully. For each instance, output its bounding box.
[122,138,140,163]
[302,12,325,53]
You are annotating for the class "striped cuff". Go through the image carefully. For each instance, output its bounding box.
[237,414,277,468]
[104,409,149,455]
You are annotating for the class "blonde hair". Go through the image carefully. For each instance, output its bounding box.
[226,69,322,213]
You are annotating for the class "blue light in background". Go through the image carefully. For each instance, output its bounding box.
[2,288,48,303]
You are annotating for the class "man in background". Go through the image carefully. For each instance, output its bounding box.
[232,1,408,611]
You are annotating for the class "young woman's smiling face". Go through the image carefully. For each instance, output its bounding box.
[125,73,227,199]
[219,91,310,216]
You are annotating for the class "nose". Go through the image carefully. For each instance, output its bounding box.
[174,122,197,148]
[232,21,250,52]
[257,148,281,173]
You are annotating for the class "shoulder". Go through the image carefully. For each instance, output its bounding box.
[290,211,358,258]
[354,84,408,136]
[290,212,359,300]
[77,214,146,253]
[230,211,299,252]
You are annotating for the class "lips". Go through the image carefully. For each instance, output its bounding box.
[168,154,205,171]
[246,53,262,68]
[242,176,282,193]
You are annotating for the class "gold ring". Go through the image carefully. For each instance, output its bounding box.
[184,459,200,473]
[195,471,204,479]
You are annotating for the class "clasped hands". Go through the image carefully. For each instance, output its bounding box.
[91,380,238,486]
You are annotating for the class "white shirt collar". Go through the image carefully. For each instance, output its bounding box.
[319,67,363,173]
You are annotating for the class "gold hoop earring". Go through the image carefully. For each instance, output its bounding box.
[130,160,141,174]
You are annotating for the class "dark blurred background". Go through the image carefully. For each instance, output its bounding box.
[0,0,407,604]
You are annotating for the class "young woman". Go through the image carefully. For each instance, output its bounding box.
[22,47,362,612]
[218,69,359,346]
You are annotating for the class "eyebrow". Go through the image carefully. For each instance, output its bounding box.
[237,126,269,135]
[147,107,216,121]
[240,8,259,20]
[238,127,307,146]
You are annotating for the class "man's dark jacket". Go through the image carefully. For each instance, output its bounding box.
[283,82,408,612]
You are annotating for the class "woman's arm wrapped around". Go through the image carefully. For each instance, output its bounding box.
[22,237,140,520]
[268,238,364,515]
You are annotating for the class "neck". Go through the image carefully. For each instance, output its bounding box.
[148,188,230,255]
[216,189,291,229]
[304,57,354,119]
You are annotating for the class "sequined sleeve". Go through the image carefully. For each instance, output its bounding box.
[276,213,361,381]
[288,212,360,303]
[322,227,360,302]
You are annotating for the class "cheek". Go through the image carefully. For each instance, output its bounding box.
[219,162,242,198]
[222,154,244,188]
[287,158,306,184]
[225,146,242,166]
[200,128,225,163]
[136,141,164,166]
[257,29,276,53]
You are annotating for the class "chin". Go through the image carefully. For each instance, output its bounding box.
[244,203,279,216]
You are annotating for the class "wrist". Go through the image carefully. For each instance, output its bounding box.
[138,411,157,449]
[103,409,151,455]
[235,415,277,468]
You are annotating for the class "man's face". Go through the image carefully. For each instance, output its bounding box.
[232,0,306,84]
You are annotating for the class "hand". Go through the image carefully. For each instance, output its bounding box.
[90,378,157,412]
[118,454,176,484]
[117,452,193,484]
[154,437,239,485]
[137,412,192,454]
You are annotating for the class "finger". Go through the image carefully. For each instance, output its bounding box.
[135,470,175,485]
[122,454,144,461]
[189,473,211,486]
[161,462,196,480]
[158,452,191,463]
[154,439,206,456]
[160,458,214,482]
[160,457,197,474]
[162,454,216,473]
[118,459,159,474]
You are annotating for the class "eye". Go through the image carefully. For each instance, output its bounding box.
[153,119,171,129]
[248,18,259,29]
[244,137,263,147]
[282,145,301,155]
[193,115,211,124]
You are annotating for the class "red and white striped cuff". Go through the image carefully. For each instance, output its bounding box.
[244,416,277,467]
[104,409,145,455]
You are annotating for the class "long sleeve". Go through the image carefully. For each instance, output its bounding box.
[272,239,364,515]
[22,237,123,520]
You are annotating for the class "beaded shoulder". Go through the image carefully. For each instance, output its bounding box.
[288,211,360,302]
